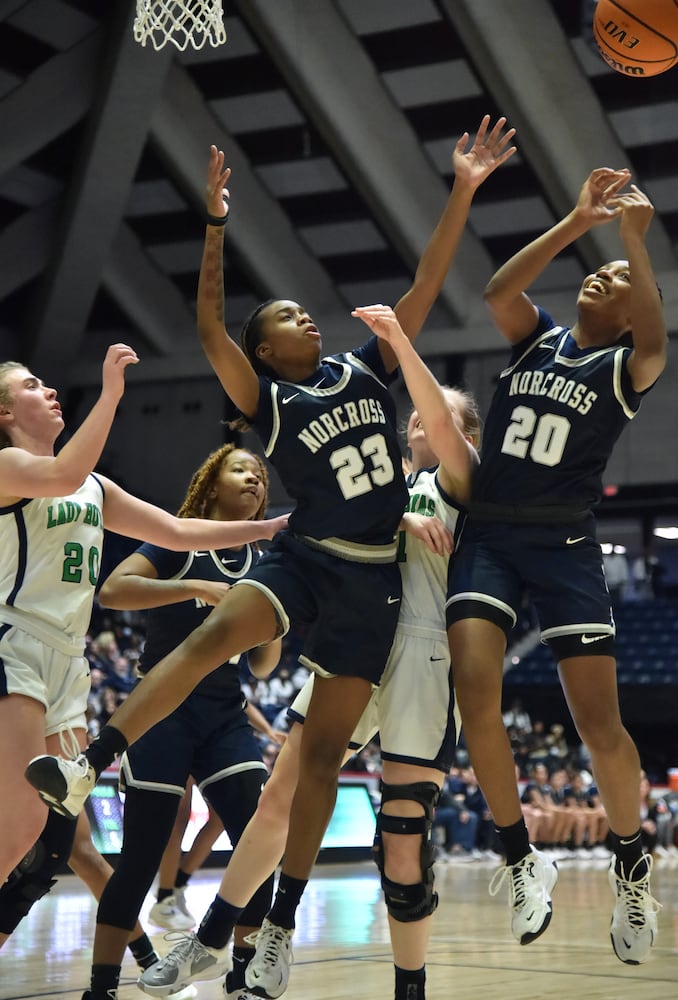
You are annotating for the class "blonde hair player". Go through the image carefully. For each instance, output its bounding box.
[0,347,286,911]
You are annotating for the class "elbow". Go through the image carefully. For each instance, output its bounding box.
[163,521,185,552]
[483,281,500,307]
[97,583,120,609]
[50,471,89,496]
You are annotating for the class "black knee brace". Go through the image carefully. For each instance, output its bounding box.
[0,811,76,934]
[372,781,440,923]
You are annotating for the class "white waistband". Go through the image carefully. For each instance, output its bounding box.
[297,533,397,564]
[0,606,85,657]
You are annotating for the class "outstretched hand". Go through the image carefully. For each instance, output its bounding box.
[616,184,655,243]
[452,114,517,190]
[206,145,231,222]
[101,344,139,401]
[574,167,631,227]
[351,304,405,345]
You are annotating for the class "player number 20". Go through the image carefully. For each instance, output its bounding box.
[501,405,571,467]
[62,542,100,586]
[330,433,395,499]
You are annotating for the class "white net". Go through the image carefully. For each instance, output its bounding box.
[133,0,227,51]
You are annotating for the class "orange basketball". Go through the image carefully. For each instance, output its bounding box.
[593,0,678,77]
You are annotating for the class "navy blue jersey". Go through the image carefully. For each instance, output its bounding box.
[473,308,647,510]
[136,542,257,700]
[251,337,407,545]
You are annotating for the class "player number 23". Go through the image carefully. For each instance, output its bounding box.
[501,405,571,467]
[330,433,395,499]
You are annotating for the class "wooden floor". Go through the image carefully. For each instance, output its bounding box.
[2,852,678,1000]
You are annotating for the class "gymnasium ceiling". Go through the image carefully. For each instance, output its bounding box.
[1,0,677,392]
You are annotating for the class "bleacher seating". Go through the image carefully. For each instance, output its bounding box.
[504,598,678,686]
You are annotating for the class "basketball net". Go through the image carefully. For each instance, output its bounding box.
[133,0,227,51]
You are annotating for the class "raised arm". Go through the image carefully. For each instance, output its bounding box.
[617,185,667,392]
[0,343,138,499]
[353,305,476,503]
[197,146,260,418]
[383,114,516,372]
[483,167,631,343]
[99,477,288,552]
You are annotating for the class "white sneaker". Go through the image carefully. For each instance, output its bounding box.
[25,753,95,818]
[149,893,196,932]
[138,932,230,996]
[489,847,558,945]
[224,987,260,1000]
[163,988,198,1000]
[224,935,259,1000]
[245,918,294,999]
[608,855,661,964]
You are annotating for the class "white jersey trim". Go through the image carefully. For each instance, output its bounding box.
[446,591,518,629]
[612,348,638,420]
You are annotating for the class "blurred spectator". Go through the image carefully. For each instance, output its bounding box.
[632,547,664,599]
[449,765,498,856]
[545,723,570,766]
[267,666,295,711]
[433,773,480,861]
[345,740,382,774]
[525,720,550,766]
[104,653,137,696]
[603,547,629,605]
[640,769,676,859]
[562,768,610,857]
[502,697,532,735]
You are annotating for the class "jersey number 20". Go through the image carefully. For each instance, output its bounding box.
[62,542,100,586]
[502,406,571,468]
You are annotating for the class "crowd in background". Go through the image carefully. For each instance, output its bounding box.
[84,606,678,874]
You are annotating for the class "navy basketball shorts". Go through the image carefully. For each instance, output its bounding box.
[287,624,458,772]
[120,692,267,797]
[234,532,402,685]
[446,515,615,655]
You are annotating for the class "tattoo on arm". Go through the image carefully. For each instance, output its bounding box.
[204,230,225,322]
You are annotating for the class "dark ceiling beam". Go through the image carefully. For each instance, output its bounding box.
[150,62,353,356]
[0,202,200,357]
[25,2,175,381]
[236,0,493,327]
[441,0,678,335]
[441,0,677,272]
[0,31,100,178]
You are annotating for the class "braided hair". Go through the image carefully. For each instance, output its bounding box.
[223,299,278,432]
[177,443,269,521]
[239,299,277,377]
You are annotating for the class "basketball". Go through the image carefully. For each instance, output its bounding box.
[593,0,678,77]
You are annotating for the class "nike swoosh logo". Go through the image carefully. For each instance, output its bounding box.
[194,551,208,557]
[282,394,299,404]
[581,634,607,644]
[430,656,445,662]
[539,344,555,350]
[221,558,239,564]
[387,596,400,605]
[566,536,586,545]
[619,835,640,846]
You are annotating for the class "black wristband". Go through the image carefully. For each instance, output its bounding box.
[206,212,228,226]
